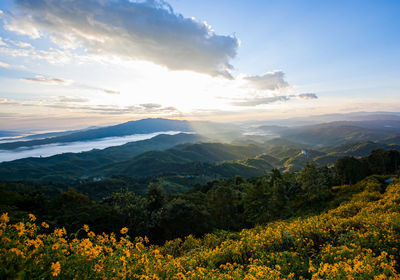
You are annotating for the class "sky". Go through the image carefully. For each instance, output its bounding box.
[0,0,399,131]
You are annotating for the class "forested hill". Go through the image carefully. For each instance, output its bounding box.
[1,132,400,196]
[0,133,203,181]
[0,118,192,150]
[96,142,265,177]
[1,176,399,279]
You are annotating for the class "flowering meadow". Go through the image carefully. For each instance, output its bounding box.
[1,179,400,279]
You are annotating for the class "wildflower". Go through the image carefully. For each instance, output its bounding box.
[51,261,61,277]
[94,263,103,272]
[83,224,89,232]
[54,228,66,238]
[175,272,186,280]
[0,213,9,224]
[14,222,25,236]
[124,248,131,258]
[28,213,36,222]
[10,248,24,257]
[120,227,128,235]
[41,222,49,229]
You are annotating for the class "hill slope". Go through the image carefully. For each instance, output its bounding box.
[0,118,192,150]
[2,177,399,279]
[97,142,265,177]
[0,133,203,181]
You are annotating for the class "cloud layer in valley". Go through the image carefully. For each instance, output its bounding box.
[7,0,239,78]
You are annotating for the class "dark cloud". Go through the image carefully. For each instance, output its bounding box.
[10,0,239,78]
[244,70,290,91]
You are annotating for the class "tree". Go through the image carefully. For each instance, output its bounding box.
[335,156,366,185]
[102,191,148,237]
[146,182,166,212]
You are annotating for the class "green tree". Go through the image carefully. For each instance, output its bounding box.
[335,156,366,185]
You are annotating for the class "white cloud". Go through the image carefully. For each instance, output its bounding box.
[11,40,33,48]
[231,95,290,106]
[0,45,77,64]
[0,37,7,46]
[298,93,318,100]
[103,89,120,95]
[0,61,10,68]
[0,98,18,105]
[0,96,179,116]
[57,96,89,103]
[21,75,71,85]
[244,70,290,91]
[230,93,318,107]
[8,0,239,78]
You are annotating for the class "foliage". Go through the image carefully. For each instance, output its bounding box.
[1,178,400,279]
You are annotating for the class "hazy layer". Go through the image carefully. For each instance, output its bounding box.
[0,131,183,163]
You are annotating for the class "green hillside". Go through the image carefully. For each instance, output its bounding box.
[1,176,399,279]
[0,118,193,150]
[98,142,265,177]
[282,124,388,146]
[0,133,203,181]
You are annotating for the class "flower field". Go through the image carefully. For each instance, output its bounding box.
[1,179,400,279]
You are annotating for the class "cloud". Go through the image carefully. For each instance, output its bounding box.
[298,93,318,100]
[0,61,10,68]
[19,73,121,95]
[244,70,290,91]
[8,0,239,78]
[231,95,290,107]
[57,96,89,103]
[0,96,179,116]
[22,75,71,85]
[140,103,162,109]
[103,89,120,95]
[0,98,18,105]
[231,93,318,107]
[10,40,32,48]
[0,37,6,46]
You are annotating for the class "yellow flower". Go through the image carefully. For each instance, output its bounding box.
[83,224,89,232]
[54,228,66,238]
[14,222,25,236]
[51,261,61,277]
[0,213,9,224]
[124,248,131,258]
[120,227,128,235]
[10,248,24,257]
[94,263,103,272]
[41,222,49,228]
[28,214,36,222]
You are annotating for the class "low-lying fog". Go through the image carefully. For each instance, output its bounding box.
[0,131,183,163]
